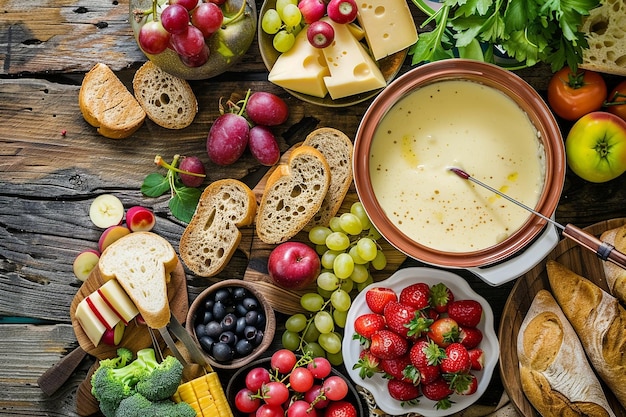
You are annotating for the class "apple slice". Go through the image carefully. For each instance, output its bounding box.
[89,194,125,228]
[98,225,131,252]
[97,279,139,325]
[75,299,106,347]
[125,206,156,232]
[72,249,100,282]
[101,321,125,346]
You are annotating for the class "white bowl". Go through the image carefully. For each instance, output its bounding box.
[342,267,499,417]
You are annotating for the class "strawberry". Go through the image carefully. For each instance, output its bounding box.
[458,326,483,349]
[429,282,454,313]
[383,301,417,338]
[324,400,357,417]
[419,363,442,385]
[387,378,420,403]
[379,354,412,382]
[455,373,478,395]
[354,313,386,340]
[440,342,471,374]
[427,317,460,347]
[365,287,397,314]
[399,283,431,310]
[409,339,445,369]
[369,329,408,360]
[406,311,434,339]
[422,377,453,409]
[468,348,484,371]
[447,299,483,327]
[353,349,381,379]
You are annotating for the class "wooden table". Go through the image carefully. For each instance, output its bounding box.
[2,0,626,415]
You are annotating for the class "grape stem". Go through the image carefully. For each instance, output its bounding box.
[222,0,249,27]
[154,154,206,178]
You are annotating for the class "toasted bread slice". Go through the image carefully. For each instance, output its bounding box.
[132,61,198,129]
[256,145,331,244]
[179,179,257,277]
[78,63,146,139]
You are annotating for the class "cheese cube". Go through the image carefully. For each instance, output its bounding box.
[85,291,121,331]
[97,279,139,325]
[75,299,106,347]
[357,0,419,60]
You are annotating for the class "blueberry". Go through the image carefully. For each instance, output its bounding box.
[236,316,247,335]
[204,298,215,311]
[214,288,232,303]
[212,300,227,321]
[199,335,215,354]
[203,310,213,324]
[195,323,207,339]
[235,302,248,317]
[253,330,264,346]
[205,321,222,338]
[256,312,266,328]
[219,331,238,346]
[235,339,253,356]
[244,325,258,341]
[221,313,237,331]
[245,310,259,325]
[212,342,233,362]
[242,297,259,310]
[232,286,247,300]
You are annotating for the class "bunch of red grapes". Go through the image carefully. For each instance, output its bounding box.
[138,0,227,67]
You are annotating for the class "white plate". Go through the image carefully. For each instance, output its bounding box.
[342,267,499,417]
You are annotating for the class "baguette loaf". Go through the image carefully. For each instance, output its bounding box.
[179,179,257,277]
[132,61,197,129]
[579,0,626,76]
[98,231,177,329]
[517,289,615,417]
[547,260,626,408]
[256,145,331,244]
[599,225,626,304]
[79,63,146,139]
[302,128,353,231]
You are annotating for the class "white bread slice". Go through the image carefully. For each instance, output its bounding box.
[78,63,146,139]
[98,231,177,329]
[302,128,353,231]
[179,179,257,277]
[132,61,198,129]
[517,289,616,417]
[580,0,626,76]
[256,145,331,244]
[600,225,626,304]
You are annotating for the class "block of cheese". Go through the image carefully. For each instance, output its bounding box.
[85,291,121,331]
[75,299,107,347]
[321,18,386,100]
[357,0,418,61]
[268,29,330,98]
[97,279,139,325]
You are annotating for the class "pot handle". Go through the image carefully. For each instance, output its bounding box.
[467,223,559,286]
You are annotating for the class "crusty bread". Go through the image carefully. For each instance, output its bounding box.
[547,260,626,408]
[517,289,615,417]
[78,62,146,139]
[179,179,257,277]
[600,225,626,304]
[302,128,353,231]
[98,231,177,329]
[256,145,331,244]
[580,0,626,76]
[132,61,197,129]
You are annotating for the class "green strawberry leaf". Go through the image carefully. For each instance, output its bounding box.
[141,173,170,197]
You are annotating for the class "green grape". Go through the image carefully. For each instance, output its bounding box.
[261,9,282,35]
[357,274,374,291]
[279,3,302,29]
[303,342,326,358]
[356,237,378,262]
[351,201,372,230]
[309,226,332,245]
[329,216,343,232]
[339,212,363,235]
[285,313,308,332]
[350,263,370,283]
[314,311,334,334]
[321,250,341,270]
[348,245,367,264]
[333,252,354,279]
[317,271,339,291]
[326,231,350,251]
[371,249,387,270]
[303,322,321,342]
[330,288,351,312]
[338,277,354,293]
[333,309,348,328]
[315,244,327,255]
[301,292,325,312]
[273,30,295,53]
[276,0,297,14]
[318,332,342,354]
[326,349,343,366]
[282,330,301,351]
[317,287,333,299]
[368,227,383,241]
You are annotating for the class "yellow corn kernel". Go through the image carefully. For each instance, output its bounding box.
[207,372,233,417]
[175,372,233,417]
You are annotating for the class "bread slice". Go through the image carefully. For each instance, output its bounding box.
[179,179,257,277]
[517,289,616,417]
[302,128,353,231]
[547,260,626,408]
[78,63,146,139]
[600,225,626,304]
[98,231,178,329]
[256,145,331,244]
[132,61,198,129]
[580,0,626,76]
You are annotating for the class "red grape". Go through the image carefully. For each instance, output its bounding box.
[321,376,348,401]
[160,3,190,34]
[307,20,334,48]
[209,0,227,4]
[289,367,315,393]
[206,113,250,165]
[256,403,285,417]
[307,357,332,379]
[262,381,290,406]
[270,349,297,373]
[304,385,329,409]
[245,366,271,392]
[178,156,206,187]
[170,25,206,57]
[248,125,280,166]
[235,388,261,414]
[326,0,358,24]
[191,2,224,38]
[138,20,171,54]
[170,0,199,11]
[180,44,209,67]
[287,400,318,417]
[246,92,289,126]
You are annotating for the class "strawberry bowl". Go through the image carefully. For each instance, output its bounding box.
[342,267,499,417]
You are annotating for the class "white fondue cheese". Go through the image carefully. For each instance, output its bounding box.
[369,80,545,252]
[357,0,418,60]
[322,18,386,99]
[268,29,330,98]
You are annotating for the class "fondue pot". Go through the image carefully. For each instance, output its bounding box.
[353,60,565,286]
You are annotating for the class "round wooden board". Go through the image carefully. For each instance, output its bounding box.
[499,218,626,417]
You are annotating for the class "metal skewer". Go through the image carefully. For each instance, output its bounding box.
[448,167,626,270]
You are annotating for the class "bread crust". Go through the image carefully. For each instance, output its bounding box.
[600,225,626,304]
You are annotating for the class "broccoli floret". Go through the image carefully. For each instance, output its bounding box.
[114,393,152,417]
[115,393,196,417]
[135,355,184,402]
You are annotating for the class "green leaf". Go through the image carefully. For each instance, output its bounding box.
[169,187,202,223]
[141,173,170,198]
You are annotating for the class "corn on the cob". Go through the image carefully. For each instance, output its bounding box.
[173,372,233,417]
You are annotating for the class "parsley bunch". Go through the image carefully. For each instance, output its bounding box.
[409,0,600,72]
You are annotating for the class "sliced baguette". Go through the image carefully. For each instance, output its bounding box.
[179,179,257,277]
[78,62,146,139]
[580,0,626,76]
[302,128,353,231]
[600,225,626,304]
[98,231,177,329]
[132,61,198,129]
[256,145,331,244]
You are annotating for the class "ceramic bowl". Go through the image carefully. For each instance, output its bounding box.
[186,279,275,370]
[343,267,499,417]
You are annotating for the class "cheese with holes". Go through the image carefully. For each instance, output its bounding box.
[97,279,139,325]
[357,0,418,60]
[75,299,106,346]
[321,18,386,100]
[268,29,330,98]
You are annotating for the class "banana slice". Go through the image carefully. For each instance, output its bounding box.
[89,194,124,228]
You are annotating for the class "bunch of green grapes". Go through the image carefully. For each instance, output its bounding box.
[261,0,304,52]
[280,201,387,365]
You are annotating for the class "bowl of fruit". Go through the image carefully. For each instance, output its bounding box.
[186,279,276,370]
[129,0,257,80]
[227,350,368,417]
[342,267,499,417]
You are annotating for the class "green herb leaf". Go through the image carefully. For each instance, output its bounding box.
[141,173,170,197]
[169,187,202,223]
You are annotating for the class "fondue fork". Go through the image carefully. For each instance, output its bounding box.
[449,167,626,270]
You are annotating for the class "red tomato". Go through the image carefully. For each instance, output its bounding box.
[547,67,607,121]
[605,80,626,121]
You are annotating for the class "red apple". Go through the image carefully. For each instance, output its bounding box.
[307,20,335,48]
[125,206,156,232]
[298,0,327,24]
[268,242,321,290]
[72,249,100,282]
[101,321,125,346]
[326,0,358,24]
[98,225,131,252]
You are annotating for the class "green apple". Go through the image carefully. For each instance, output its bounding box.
[565,111,626,183]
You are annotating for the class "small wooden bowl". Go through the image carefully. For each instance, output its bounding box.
[186,279,275,370]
